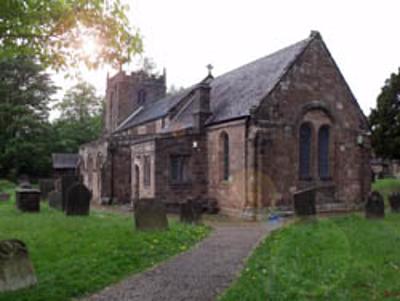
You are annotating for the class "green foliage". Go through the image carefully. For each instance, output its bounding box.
[372,178,400,203]
[0,0,142,70]
[369,68,400,159]
[220,215,400,301]
[0,56,57,178]
[0,181,210,301]
[52,81,103,153]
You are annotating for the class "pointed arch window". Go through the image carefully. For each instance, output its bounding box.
[318,125,330,179]
[220,132,230,181]
[299,123,312,179]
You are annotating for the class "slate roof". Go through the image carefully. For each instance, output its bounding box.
[52,153,79,169]
[115,34,314,133]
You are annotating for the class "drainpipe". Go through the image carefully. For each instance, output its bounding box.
[109,144,116,205]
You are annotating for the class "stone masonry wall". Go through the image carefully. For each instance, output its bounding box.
[154,132,208,204]
[254,36,371,209]
[207,119,247,216]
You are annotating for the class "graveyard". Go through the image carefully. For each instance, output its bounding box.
[0,180,209,301]
[219,179,400,301]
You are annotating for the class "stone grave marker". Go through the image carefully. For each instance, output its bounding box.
[61,175,78,211]
[0,239,37,292]
[180,198,202,224]
[293,188,316,216]
[134,199,168,231]
[38,179,55,200]
[365,191,385,219]
[388,192,400,213]
[65,183,91,216]
[48,191,63,210]
[0,193,10,202]
[15,188,40,212]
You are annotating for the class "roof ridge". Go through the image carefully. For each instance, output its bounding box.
[211,36,312,82]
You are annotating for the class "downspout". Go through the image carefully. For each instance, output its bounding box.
[109,144,115,205]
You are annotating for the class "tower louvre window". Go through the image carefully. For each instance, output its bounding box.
[138,89,146,105]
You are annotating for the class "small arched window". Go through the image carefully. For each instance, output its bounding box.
[220,132,230,181]
[318,125,330,179]
[299,123,312,179]
[138,89,146,105]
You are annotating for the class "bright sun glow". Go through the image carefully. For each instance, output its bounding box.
[81,37,98,58]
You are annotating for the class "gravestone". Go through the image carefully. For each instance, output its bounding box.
[293,188,316,216]
[180,198,202,224]
[17,175,30,188]
[19,182,32,189]
[60,175,78,211]
[48,191,62,210]
[15,188,40,212]
[0,193,10,202]
[388,192,400,213]
[65,183,91,216]
[365,191,385,218]
[134,199,168,231]
[0,239,37,292]
[38,179,55,200]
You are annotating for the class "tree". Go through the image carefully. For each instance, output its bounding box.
[369,68,400,159]
[52,81,104,153]
[56,81,103,121]
[0,0,142,70]
[0,56,57,178]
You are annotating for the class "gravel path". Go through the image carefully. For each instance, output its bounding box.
[82,222,284,301]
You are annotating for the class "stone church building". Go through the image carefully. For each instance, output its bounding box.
[79,31,371,218]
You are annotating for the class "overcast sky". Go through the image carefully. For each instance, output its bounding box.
[53,0,400,118]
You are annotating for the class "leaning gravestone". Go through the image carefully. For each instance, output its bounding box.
[365,191,385,218]
[48,191,63,210]
[15,188,40,212]
[65,183,91,216]
[180,198,202,224]
[38,179,55,200]
[388,192,400,213]
[293,188,316,216]
[134,199,168,231]
[0,239,37,292]
[60,175,78,211]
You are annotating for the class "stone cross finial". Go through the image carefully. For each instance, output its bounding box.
[206,64,213,76]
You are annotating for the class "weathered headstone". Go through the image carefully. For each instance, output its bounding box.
[38,179,55,200]
[388,192,400,213]
[15,188,40,212]
[365,191,385,218]
[134,199,168,231]
[17,175,30,187]
[293,188,316,216]
[0,239,37,292]
[65,183,91,216]
[0,193,10,202]
[60,175,78,211]
[48,191,63,210]
[180,198,202,224]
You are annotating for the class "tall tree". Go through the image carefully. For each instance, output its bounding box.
[369,68,400,159]
[53,82,104,153]
[0,56,57,177]
[56,81,103,121]
[0,0,142,70]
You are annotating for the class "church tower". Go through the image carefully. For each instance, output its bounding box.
[104,70,166,134]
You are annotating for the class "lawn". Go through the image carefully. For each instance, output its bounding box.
[220,179,400,301]
[0,180,210,301]
[220,214,400,300]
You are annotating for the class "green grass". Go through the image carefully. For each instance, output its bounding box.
[372,178,400,203]
[219,214,400,300]
[0,180,210,301]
